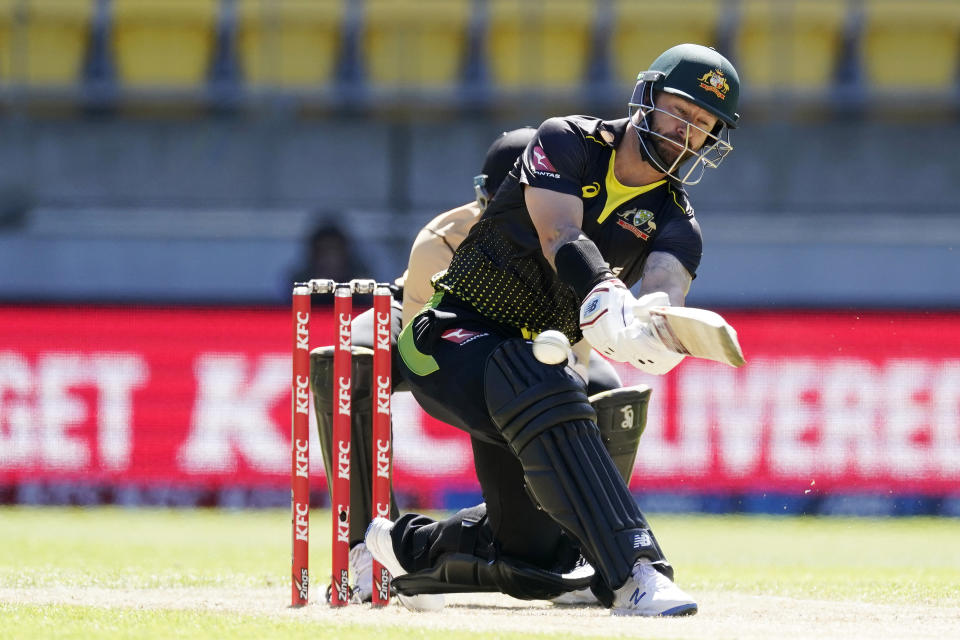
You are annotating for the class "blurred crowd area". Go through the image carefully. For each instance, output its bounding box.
[0,0,958,107]
[0,0,957,306]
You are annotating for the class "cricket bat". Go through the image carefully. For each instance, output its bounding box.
[647,306,746,367]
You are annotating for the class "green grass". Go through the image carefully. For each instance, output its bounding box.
[0,507,285,589]
[1,507,959,639]
[0,603,573,640]
[654,513,960,606]
[0,605,324,640]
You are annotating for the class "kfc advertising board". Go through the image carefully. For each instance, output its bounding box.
[1,305,958,509]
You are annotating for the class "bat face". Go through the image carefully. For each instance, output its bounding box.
[649,306,746,367]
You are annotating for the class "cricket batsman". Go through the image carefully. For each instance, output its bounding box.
[312,128,656,607]
[363,43,745,616]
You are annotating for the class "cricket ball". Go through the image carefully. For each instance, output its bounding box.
[532,330,571,365]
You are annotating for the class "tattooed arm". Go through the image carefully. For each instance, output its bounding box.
[637,251,693,306]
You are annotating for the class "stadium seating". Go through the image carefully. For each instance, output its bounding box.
[861,0,960,92]
[485,0,595,90]
[610,0,722,88]
[361,0,471,90]
[236,0,344,89]
[111,0,219,89]
[734,0,848,93]
[0,0,93,86]
[1,0,959,107]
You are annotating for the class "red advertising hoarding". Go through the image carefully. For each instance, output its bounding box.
[1,305,958,507]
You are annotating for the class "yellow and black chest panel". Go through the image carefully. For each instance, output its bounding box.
[434,219,581,341]
[593,151,667,225]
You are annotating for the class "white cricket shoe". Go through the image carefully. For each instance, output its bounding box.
[611,558,698,617]
[550,587,600,606]
[549,556,600,606]
[348,542,374,603]
[365,517,445,612]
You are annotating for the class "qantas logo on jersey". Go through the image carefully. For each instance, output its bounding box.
[616,208,656,240]
[531,146,560,178]
[441,328,489,345]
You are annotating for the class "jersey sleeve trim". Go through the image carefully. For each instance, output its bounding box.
[519,117,587,198]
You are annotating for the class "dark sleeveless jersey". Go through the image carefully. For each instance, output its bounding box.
[434,116,702,342]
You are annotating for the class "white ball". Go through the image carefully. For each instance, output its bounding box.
[532,330,571,365]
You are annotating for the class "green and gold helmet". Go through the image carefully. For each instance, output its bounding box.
[629,43,740,185]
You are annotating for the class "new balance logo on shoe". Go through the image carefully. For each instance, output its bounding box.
[611,559,698,617]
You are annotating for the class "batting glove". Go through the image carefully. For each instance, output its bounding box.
[617,292,685,374]
[579,278,635,361]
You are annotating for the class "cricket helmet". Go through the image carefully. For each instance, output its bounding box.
[628,43,740,185]
[474,126,536,210]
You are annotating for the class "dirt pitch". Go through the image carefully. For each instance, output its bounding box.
[4,586,957,639]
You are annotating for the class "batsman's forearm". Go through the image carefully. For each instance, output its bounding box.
[637,285,686,307]
[638,251,692,306]
[540,225,583,269]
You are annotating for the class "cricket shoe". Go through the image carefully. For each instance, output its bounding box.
[550,588,600,606]
[610,558,698,617]
[348,542,374,603]
[365,517,445,612]
[549,556,601,606]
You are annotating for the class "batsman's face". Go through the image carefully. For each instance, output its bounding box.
[649,93,718,166]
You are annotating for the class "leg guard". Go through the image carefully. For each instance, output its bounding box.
[392,384,653,601]
[391,509,594,601]
[400,386,651,599]
[311,346,399,546]
[590,385,651,484]
[485,339,667,596]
